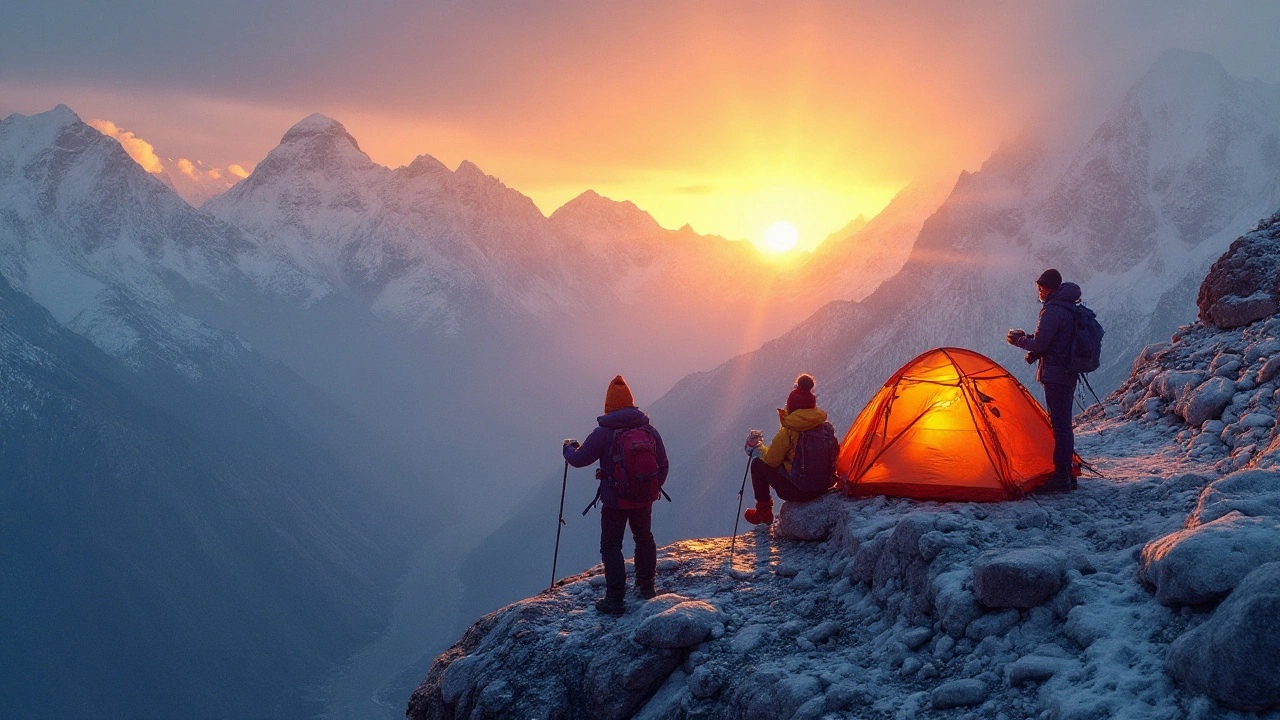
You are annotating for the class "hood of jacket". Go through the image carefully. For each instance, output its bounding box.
[597,406,649,430]
[782,408,828,431]
[1045,282,1082,307]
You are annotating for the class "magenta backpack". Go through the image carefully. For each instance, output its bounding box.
[610,427,662,503]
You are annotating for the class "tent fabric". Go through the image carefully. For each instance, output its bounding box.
[837,347,1073,502]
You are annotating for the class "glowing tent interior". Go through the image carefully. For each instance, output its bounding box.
[837,347,1076,501]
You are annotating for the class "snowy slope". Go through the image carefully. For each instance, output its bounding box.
[802,174,958,303]
[404,211,1280,720]
[0,105,261,374]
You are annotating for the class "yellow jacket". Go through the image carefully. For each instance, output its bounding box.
[761,408,829,475]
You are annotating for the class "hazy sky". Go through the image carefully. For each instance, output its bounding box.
[3,1,1279,250]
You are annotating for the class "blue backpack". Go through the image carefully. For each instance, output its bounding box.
[1066,303,1104,374]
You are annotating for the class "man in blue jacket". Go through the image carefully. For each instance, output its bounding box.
[564,376,669,616]
[1007,269,1080,493]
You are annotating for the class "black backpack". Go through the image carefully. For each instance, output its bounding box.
[1066,303,1104,374]
[789,422,839,493]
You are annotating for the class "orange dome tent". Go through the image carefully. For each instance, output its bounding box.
[837,347,1075,501]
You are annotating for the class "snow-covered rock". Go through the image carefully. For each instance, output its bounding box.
[1140,511,1280,605]
[1198,210,1280,329]
[930,678,988,709]
[1178,375,1236,426]
[972,548,1066,608]
[1165,562,1280,711]
[634,597,722,649]
[773,493,842,541]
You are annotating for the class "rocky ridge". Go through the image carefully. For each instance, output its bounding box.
[407,210,1280,718]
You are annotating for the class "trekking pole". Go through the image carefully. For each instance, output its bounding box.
[550,458,569,591]
[728,454,752,563]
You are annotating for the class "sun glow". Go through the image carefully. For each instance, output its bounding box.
[765,221,799,253]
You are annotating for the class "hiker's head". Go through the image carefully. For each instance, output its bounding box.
[604,375,635,413]
[787,373,817,412]
[1036,268,1062,301]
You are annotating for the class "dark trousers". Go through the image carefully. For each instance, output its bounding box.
[1042,380,1077,474]
[600,505,655,599]
[751,457,826,504]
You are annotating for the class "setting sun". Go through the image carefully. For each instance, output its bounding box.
[765,221,799,253]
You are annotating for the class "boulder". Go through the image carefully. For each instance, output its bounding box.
[1179,376,1237,427]
[1140,512,1280,605]
[1006,655,1079,685]
[582,641,683,720]
[1258,355,1280,385]
[732,670,823,720]
[931,679,988,709]
[774,492,843,541]
[1197,211,1280,330]
[972,548,1065,608]
[1165,562,1280,711]
[1189,468,1280,525]
[965,608,1020,640]
[634,600,722,649]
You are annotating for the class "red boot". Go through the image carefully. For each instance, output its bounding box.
[744,500,774,525]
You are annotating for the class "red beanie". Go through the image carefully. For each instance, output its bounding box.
[786,374,817,412]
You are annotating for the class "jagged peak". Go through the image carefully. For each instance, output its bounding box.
[1128,48,1234,111]
[1142,49,1229,85]
[400,153,450,178]
[278,112,365,154]
[2,104,85,134]
[453,159,489,180]
[552,190,659,225]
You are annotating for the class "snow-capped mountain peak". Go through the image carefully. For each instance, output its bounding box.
[549,189,665,242]
[245,112,375,184]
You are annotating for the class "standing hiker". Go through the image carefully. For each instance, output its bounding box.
[741,373,838,525]
[563,375,669,616]
[1006,268,1083,493]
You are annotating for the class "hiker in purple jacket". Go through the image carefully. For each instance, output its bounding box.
[563,376,669,617]
[1007,268,1081,492]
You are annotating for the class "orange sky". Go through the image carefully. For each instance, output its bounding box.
[4,2,1279,252]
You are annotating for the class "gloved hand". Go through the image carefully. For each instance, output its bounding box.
[1006,329,1026,345]
[744,429,764,456]
[1024,352,1037,365]
[563,438,580,449]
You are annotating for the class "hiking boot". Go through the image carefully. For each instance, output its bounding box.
[635,582,658,600]
[743,500,774,525]
[1034,469,1073,494]
[594,596,626,616]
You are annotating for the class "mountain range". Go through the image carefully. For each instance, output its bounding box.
[4,46,1278,720]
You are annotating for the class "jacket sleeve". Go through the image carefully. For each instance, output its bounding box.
[1014,306,1066,355]
[761,426,791,468]
[563,427,608,468]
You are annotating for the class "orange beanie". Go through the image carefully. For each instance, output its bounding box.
[604,375,635,413]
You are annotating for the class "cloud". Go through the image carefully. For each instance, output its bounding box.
[87,118,164,173]
[85,118,251,205]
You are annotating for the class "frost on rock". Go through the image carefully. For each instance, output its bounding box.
[634,598,722,649]
[1197,210,1280,330]
[1165,562,1280,711]
[773,492,842,541]
[1178,375,1236,427]
[972,548,1066,608]
[1140,511,1280,605]
[1141,468,1280,605]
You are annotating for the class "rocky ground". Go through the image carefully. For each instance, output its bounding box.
[406,212,1280,720]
